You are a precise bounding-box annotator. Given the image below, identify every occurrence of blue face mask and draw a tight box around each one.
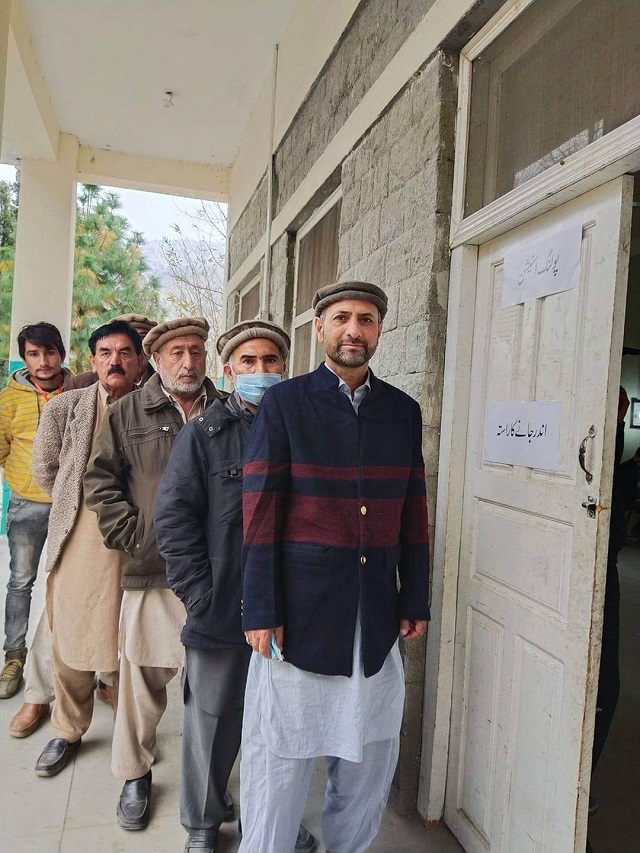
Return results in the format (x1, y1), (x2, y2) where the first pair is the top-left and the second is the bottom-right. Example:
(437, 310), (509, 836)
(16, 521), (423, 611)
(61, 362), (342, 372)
(235, 373), (282, 405)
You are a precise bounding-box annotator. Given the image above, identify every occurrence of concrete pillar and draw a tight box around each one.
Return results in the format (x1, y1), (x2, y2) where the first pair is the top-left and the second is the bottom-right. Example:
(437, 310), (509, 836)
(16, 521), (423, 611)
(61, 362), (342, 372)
(0, 1), (9, 149)
(9, 132), (78, 367)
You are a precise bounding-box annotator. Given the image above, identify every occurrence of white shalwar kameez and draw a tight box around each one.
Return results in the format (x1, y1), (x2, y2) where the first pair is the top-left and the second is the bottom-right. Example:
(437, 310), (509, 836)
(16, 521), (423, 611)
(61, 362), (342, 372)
(238, 370), (406, 853)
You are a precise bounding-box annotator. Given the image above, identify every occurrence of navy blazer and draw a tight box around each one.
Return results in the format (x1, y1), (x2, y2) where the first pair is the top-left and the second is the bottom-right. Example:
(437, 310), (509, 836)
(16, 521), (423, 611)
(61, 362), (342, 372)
(242, 364), (430, 677)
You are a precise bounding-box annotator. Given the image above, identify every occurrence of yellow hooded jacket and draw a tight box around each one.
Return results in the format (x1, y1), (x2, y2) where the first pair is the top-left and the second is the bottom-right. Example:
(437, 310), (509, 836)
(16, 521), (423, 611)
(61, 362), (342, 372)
(0, 367), (71, 502)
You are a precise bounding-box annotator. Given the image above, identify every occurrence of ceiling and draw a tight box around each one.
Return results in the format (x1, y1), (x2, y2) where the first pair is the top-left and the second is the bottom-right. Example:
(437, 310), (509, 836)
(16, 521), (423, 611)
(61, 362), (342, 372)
(3, 0), (295, 170)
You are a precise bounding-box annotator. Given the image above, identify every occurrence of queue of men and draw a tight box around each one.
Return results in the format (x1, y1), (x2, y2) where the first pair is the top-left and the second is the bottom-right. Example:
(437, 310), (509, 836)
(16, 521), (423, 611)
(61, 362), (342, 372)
(0, 279), (430, 853)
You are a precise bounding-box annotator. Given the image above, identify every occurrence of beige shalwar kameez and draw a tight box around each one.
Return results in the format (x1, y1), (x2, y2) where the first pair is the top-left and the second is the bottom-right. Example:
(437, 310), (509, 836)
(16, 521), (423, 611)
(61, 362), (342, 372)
(111, 389), (206, 781)
(48, 387), (123, 742)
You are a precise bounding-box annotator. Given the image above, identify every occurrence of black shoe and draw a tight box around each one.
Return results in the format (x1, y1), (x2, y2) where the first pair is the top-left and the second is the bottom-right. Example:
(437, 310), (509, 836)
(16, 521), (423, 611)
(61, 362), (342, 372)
(117, 770), (151, 831)
(294, 826), (318, 853)
(184, 830), (217, 852)
(223, 789), (234, 822)
(35, 738), (80, 777)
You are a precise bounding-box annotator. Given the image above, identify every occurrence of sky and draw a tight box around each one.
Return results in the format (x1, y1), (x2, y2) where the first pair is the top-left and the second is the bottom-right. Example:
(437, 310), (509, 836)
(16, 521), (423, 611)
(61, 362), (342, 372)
(0, 163), (223, 244)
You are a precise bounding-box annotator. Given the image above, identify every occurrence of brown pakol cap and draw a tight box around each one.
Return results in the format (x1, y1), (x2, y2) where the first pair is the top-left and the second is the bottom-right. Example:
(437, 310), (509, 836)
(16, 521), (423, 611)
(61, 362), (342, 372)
(312, 280), (388, 319)
(143, 317), (209, 356)
(114, 313), (157, 337)
(216, 320), (290, 364)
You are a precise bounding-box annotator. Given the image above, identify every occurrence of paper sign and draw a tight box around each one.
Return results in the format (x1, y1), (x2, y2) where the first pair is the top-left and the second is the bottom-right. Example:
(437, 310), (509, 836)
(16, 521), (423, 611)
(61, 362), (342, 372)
(484, 401), (562, 470)
(502, 215), (582, 308)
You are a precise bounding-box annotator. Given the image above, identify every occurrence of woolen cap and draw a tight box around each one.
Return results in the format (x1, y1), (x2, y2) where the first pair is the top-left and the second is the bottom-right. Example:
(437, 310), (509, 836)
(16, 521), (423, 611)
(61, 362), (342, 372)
(114, 313), (157, 338)
(312, 280), (388, 319)
(143, 317), (209, 356)
(216, 320), (290, 364)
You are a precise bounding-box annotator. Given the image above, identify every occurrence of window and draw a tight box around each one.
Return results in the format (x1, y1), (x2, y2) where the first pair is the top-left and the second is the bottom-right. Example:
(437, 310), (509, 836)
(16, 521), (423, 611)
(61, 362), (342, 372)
(290, 189), (341, 375)
(463, 0), (640, 217)
(239, 276), (260, 321)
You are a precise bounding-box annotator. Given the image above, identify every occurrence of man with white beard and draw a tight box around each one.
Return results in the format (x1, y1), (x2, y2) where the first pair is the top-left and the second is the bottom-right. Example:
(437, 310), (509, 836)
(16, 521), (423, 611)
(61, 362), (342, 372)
(84, 317), (224, 832)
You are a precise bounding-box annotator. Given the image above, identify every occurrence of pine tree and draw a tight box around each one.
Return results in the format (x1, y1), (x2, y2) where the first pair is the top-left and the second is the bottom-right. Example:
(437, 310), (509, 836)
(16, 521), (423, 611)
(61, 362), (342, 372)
(0, 182), (164, 377)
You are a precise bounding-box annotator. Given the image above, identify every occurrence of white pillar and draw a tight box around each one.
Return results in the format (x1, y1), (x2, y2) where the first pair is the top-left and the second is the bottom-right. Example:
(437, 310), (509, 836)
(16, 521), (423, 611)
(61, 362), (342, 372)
(0, 1), (9, 148)
(9, 133), (78, 365)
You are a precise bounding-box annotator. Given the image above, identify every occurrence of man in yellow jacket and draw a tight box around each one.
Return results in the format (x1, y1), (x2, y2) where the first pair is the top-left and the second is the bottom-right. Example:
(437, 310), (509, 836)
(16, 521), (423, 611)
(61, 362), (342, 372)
(0, 322), (71, 699)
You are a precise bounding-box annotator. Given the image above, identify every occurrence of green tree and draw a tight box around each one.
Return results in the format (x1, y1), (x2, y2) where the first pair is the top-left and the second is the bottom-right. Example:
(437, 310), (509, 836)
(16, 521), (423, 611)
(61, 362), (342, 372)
(0, 178), (18, 382)
(71, 185), (164, 372)
(0, 182), (163, 378)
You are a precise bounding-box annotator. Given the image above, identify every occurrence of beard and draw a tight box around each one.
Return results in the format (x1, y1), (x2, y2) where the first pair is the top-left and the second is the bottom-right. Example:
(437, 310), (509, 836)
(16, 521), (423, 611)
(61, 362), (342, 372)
(157, 363), (205, 395)
(323, 337), (377, 368)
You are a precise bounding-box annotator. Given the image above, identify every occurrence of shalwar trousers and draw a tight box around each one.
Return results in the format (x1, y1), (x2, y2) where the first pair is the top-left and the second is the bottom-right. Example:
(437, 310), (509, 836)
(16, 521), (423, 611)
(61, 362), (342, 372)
(238, 731), (399, 853)
(51, 631), (99, 742)
(111, 645), (177, 781)
(24, 606), (54, 705)
(181, 645), (251, 833)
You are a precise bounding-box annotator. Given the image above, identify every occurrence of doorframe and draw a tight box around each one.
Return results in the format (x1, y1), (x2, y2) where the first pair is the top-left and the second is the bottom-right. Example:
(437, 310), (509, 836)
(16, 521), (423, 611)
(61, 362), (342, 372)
(418, 0), (640, 824)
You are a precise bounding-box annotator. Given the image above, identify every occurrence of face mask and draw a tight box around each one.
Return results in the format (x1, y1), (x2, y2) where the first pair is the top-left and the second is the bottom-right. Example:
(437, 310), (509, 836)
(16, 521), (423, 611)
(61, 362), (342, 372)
(235, 373), (282, 405)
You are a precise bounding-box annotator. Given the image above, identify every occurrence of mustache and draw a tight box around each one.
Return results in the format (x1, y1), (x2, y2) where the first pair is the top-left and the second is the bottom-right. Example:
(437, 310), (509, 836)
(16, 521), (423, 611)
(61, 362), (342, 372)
(107, 365), (126, 376)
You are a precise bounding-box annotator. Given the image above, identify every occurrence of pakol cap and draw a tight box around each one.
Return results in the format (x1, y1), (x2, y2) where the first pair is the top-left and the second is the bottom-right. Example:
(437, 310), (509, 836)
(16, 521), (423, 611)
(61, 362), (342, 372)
(143, 317), (209, 356)
(312, 280), (388, 319)
(216, 320), (290, 364)
(114, 313), (157, 338)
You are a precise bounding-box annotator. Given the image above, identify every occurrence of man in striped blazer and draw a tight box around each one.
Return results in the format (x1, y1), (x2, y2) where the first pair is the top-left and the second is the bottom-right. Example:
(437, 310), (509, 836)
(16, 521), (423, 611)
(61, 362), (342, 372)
(239, 281), (430, 853)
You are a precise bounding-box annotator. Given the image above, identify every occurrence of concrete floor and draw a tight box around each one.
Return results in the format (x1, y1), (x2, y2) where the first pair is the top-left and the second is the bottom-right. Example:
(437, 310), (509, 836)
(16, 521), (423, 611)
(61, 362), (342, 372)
(0, 535), (462, 853)
(588, 544), (640, 853)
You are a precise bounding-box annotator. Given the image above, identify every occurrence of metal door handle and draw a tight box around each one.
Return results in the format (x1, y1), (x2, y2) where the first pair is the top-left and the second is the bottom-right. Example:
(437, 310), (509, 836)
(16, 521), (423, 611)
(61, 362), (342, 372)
(578, 425), (596, 484)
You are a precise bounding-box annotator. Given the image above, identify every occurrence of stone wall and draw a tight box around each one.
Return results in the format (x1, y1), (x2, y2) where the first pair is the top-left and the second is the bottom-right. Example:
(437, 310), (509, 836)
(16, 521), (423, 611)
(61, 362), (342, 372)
(228, 173), (268, 278)
(337, 48), (457, 813)
(228, 0), (437, 277)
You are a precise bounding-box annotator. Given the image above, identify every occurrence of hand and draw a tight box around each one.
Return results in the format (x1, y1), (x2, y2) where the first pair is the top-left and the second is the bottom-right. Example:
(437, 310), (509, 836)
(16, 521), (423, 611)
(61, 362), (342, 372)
(400, 619), (427, 640)
(245, 626), (284, 659)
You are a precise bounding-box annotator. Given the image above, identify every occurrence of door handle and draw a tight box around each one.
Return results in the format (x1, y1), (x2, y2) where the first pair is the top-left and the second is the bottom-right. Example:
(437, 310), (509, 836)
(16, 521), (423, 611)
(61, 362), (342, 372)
(578, 425), (596, 484)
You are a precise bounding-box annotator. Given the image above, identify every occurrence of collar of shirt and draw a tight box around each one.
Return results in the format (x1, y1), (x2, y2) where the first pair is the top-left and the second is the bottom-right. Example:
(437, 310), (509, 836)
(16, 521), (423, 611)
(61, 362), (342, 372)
(161, 384), (207, 424)
(323, 362), (371, 413)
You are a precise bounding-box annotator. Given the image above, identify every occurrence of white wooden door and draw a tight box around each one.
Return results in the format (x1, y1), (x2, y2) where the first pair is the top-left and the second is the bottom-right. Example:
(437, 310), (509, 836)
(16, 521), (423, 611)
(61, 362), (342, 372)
(444, 177), (632, 853)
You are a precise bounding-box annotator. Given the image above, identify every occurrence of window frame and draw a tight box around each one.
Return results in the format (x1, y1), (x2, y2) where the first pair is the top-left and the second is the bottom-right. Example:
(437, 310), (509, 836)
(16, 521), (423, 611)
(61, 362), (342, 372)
(238, 274), (261, 322)
(289, 186), (342, 375)
(450, 0), (640, 248)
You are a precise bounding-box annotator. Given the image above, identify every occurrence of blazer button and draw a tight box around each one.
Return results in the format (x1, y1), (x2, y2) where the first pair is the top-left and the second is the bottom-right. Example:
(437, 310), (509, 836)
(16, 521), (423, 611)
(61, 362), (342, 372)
(360, 506), (367, 515)
(360, 555), (367, 565)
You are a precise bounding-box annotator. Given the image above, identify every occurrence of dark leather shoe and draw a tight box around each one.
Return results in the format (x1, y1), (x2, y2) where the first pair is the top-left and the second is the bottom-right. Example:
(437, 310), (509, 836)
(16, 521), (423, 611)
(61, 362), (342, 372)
(117, 770), (151, 830)
(223, 788), (234, 822)
(294, 826), (318, 853)
(35, 738), (80, 777)
(184, 830), (217, 852)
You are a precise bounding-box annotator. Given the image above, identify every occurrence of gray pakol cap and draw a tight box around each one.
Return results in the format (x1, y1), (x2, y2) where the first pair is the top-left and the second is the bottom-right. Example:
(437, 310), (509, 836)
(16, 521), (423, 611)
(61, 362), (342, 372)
(216, 319), (290, 364)
(312, 280), (388, 319)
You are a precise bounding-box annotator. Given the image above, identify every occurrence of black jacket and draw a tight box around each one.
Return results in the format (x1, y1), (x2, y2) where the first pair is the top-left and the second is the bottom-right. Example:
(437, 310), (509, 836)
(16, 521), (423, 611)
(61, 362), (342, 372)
(155, 395), (253, 649)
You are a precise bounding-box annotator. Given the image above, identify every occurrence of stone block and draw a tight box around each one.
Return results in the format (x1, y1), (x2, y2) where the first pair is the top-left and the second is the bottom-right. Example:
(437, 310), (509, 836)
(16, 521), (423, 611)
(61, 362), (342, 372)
(340, 183), (361, 232)
(400, 632), (427, 684)
(358, 168), (375, 215)
(392, 371), (424, 403)
(421, 372), (443, 428)
(382, 282), (399, 332)
(379, 189), (404, 245)
(361, 206), (381, 258)
(386, 232), (414, 286)
(405, 320), (427, 374)
(397, 274), (428, 326)
(372, 150), (390, 202)
(349, 220), (364, 268)
(422, 425), (441, 476)
(379, 326), (405, 375)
